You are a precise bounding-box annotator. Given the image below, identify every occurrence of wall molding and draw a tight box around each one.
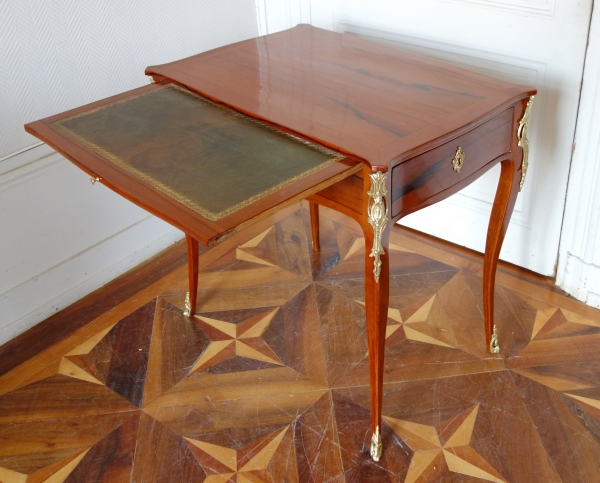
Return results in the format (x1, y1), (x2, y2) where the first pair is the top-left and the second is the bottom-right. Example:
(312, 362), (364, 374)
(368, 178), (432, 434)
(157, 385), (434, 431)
(0, 215), (182, 346)
(0, 144), (183, 347)
(556, 3), (600, 308)
(255, 0), (311, 35)
(0, 144), (67, 193)
(446, 0), (555, 17)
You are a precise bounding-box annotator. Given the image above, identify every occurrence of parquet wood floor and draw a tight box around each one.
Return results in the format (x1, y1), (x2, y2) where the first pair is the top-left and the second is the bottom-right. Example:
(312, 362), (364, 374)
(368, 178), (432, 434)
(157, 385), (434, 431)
(1, 204), (599, 483)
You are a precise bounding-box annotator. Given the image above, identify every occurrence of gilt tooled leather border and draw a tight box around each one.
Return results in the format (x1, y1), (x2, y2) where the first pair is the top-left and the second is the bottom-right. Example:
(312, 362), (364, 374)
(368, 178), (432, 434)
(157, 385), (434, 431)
(52, 84), (345, 222)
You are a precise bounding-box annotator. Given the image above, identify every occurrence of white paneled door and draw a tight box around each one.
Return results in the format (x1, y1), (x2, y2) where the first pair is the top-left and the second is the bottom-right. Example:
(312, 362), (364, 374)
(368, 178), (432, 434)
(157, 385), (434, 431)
(267, 0), (593, 275)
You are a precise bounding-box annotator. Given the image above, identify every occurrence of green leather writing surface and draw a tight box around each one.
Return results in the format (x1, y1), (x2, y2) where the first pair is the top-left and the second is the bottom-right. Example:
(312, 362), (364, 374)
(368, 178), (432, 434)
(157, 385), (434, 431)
(52, 84), (343, 221)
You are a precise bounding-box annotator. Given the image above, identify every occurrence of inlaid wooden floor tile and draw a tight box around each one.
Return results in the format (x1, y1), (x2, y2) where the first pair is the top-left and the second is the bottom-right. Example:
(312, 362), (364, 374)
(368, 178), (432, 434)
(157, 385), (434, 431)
(0, 374), (136, 424)
(60, 300), (155, 408)
(1, 205), (599, 482)
(132, 413), (208, 483)
(138, 391), (332, 482)
(485, 285), (600, 368)
(0, 412), (137, 483)
(185, 424), (297, 482)
(63, 413), (140, 483)
(510, 360), (600, 482)
(317, 268), (505, 388)
(333, 371), (563, 483)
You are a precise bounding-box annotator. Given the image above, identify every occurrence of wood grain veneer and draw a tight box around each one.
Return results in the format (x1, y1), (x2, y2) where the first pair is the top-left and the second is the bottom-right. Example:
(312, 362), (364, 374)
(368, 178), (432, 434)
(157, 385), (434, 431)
(391, 108), (513, 218)
(147, 24), (535, 170)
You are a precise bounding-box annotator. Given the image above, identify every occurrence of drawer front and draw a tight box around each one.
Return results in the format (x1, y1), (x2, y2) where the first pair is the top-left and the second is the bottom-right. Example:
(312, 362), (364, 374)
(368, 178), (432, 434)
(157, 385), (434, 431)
(391, 108), (513, 218)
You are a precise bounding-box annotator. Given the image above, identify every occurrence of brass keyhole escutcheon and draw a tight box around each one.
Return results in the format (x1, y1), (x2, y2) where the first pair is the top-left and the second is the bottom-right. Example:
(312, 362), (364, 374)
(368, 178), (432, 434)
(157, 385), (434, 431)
(452, 146), (465, 173)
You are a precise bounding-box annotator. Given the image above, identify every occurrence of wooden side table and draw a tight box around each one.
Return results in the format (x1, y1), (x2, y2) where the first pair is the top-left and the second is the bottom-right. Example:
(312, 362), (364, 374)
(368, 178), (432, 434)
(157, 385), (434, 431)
(25, 25), (535, 462)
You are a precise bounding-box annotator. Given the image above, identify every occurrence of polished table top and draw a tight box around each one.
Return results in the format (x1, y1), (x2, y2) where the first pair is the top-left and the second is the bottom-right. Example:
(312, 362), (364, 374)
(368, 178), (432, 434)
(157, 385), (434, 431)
(147, 24), (534, 169)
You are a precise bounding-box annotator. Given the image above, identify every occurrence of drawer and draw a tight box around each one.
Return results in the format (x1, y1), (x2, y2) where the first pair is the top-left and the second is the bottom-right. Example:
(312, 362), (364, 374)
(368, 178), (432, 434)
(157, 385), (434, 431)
(391, 108), (513, 218)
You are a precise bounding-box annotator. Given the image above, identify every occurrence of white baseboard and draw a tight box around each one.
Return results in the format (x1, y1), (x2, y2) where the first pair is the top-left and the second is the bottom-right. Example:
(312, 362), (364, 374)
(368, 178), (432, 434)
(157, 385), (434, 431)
(0, 215), (182, 346)
(556, 254), (600, 309)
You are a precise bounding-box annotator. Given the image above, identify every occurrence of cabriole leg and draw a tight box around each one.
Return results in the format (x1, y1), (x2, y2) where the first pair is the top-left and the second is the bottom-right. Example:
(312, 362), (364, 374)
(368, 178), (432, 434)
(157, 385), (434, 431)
(483, 96), (534, 354)
(363, 170), (391, 461)
(483, 160), (520, 353)
(184, 234), (199, 317)
(309, 201), (320, 252)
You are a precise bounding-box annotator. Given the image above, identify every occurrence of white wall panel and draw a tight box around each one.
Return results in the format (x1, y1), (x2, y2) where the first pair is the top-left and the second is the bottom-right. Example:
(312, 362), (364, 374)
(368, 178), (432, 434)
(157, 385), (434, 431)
(255, 0), (311, 35)
(306, 0), (591, 276)
(449, 0), (555, 16)
(0, 0), (259, 345)
(556, 4), (600, 309)
(0, 0), (259, 158)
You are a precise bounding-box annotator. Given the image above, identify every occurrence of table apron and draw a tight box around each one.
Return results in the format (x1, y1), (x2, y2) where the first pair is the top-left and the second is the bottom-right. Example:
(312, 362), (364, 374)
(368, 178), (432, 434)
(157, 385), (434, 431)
(390, 108), (513, 219)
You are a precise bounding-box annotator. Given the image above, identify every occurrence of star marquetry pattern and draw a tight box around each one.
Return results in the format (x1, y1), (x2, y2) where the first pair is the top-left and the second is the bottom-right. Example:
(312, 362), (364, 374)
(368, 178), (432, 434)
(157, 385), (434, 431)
(564, 393), (600, 413)
(356, 295), (455, 351)
(2, 208), (599, 482)
(0, 448), (91, 483)
(185, 426), (290, 482)
(189, 308), (283, 374)
(513, 364), (600, 421)
(531, 307), (600, 340)
(56, 322), (119, 385)
(236, 227), (276, 267)
(384, 405), (507, 483)
(342, 237), (414, 261)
